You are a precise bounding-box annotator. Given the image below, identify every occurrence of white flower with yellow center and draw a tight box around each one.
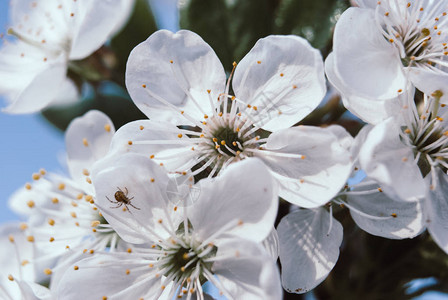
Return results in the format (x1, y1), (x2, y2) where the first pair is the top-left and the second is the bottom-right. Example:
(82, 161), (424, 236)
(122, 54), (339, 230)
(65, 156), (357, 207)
(56, 155), (282, 299)
(110, 29), (353, 209)
(0, 223), (53, 300)
(0, 0), (134, 114)
(7, 110), (127, 281)
(328, 0), (448, 119)
(359, 91), (448, 253)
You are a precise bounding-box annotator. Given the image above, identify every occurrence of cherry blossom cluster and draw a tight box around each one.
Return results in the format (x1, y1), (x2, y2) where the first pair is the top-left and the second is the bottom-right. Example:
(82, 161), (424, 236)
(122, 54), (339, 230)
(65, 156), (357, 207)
(1, 0), (447, 299)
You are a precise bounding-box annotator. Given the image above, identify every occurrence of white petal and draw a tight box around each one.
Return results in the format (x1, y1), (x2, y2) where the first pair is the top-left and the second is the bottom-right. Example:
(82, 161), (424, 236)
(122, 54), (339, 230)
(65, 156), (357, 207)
(359, 118), (426, 200)
(212, 239), (282, 300)
(346, 179), (425, 239)
(69, 0), (136, 59)
(277, 208), (343, 294)
(189, 158), (278, 244)
(92, 153), (172, 243)
(233, 35), (326, 132)
(333, 8), (406, 100)
(0, 223), (36, 282)
(125, 30), (226, 125)
(57, 254), (160, 300)
(325, 53), (405, 125)
(257, 125), (352, 208)
(108, 119), (195, 172)
(426, 169), (448, 254)
(2, 56), (67, 114)
(262, 227), (279, 261)
(65, 110), (115, 192)
(47, 78), (80, 108)
(409, 67), (448, 104)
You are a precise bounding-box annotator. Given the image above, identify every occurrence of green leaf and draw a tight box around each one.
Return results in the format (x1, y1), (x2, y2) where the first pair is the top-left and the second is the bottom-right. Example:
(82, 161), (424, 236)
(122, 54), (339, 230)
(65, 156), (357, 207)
(179, 0), (233, 69)
(110, 0), (158, 73)
(41, 94), (146, 132)
(228, 0), (277, 63)
(274, 0), (350, 50)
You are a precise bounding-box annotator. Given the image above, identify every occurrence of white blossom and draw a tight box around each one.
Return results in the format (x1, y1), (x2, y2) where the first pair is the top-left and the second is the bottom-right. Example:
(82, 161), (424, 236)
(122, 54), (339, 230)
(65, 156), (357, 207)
(108, 29), (353, 208)
(359, 92), (448, 253)
(328, 0), (448, 117)
(55, 156), (282, 299)
(0, 0), (135, 113)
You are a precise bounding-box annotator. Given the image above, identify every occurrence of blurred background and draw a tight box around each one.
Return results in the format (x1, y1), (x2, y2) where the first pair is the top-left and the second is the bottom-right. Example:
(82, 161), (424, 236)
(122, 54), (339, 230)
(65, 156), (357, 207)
(0, 0), (447, 299)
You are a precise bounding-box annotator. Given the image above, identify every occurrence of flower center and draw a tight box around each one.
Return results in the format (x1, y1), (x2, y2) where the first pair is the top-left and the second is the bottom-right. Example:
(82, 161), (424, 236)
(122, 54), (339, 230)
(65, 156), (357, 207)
(157, 223), (217, 287)
(401, 96), (448, 177)
(211, 125), (244, 156)
(376, 1), (448, 68)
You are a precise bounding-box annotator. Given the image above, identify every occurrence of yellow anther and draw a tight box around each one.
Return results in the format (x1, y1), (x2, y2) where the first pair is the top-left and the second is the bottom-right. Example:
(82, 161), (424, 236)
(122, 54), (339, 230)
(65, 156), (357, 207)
(49, 237), (55, 242)
(142, 84), (147, 88)
(139, 125), (144, 130)
(204, 114), (208, 119)
(48, 219), (55, 226)
(20, 223), (28, 230)
(89, 249), (94, 254)
(126, 269), (130, 275)
(128, 140), (133, 145)
(86, 177), (92, 184)
(85, 195), (93, 202)
(8, 235), (14, 243)
(27, 200), (35, 208)
(21, 259), (29, 266)
(389, 38), (394, 43)
(127, 248), (132, 253)
(257, 60), (261, 64)
(32, 173), (40, 180)
(178, 134), (183, 138)
(158, 219), (163, 224)
(104, 124), (111, 132)
(82, 169), (90, 176)
(70, 212), (77, 218)
(218, 112), (223, 117)
(391, 213), (397, 218)
(82, 138), (88, 146)
(151, 178), (155, 182)
(25, 183), (32, 190)
(58, 183), (65, 190)
(27, 236), (35, 242)
(378, 188), (383, 192)
(52, 197), (59, 204)
(220, 140), (226, 145)
(207, 89), (211, 94)
(232, 61), (237, 67)
(213, 138), (218, 143)
(170, 60), (173, 64)
(77, 193), (83, 200)
(8, 275), (14, 281)
(397, 89), (403, 93)
(385, 12), (389, 16)
(91, 220), (100, 227)
(301, 155), (306, 160)
(404, 128), (411, 134)
(74, 266), (79, 270)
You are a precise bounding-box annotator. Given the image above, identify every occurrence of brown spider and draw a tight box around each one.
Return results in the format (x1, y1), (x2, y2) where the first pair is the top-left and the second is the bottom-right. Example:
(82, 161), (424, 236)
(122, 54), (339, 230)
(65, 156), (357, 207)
(106, 187), (140, 210)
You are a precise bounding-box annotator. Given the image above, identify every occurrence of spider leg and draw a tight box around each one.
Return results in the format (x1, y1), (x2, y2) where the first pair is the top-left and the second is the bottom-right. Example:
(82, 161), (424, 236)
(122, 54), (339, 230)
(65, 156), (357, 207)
(124, 187), (129, 196)
(128, 202), (140, 210)
(106, 196), (117, 204)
